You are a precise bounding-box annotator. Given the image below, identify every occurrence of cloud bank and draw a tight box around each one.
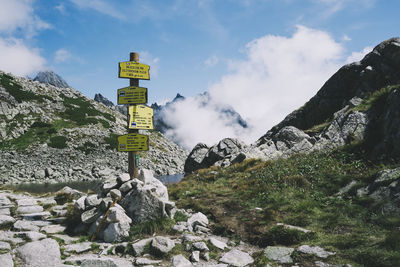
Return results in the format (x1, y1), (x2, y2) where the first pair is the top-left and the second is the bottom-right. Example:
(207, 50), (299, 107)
(161, 25), (372, 150)
(0, 0), (47, 76)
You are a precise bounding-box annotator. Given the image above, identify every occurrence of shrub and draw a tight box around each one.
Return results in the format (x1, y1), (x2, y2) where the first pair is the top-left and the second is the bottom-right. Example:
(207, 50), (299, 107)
(48, 136), (68, 149)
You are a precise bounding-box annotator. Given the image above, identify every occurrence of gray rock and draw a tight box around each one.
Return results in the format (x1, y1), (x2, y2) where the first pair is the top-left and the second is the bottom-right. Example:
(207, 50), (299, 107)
(64, 241), (93, 253)
(117, 173), (131, 184)
(0, 215), (15, 226)
(193, 241), (209, 251)
(119, 181), (133, 193)
(0, 240), (11, 251)
(187, 212), (208, 228)
(276, 223), (311, 233)
(17, 198), (37, 206)
(15, 238), (61, 267)
(81, 258), (118, 267)
(34, 71), (70, 88)
(52, 234), (79, 245)
(135, 257), (162, 265)
(57, 186), (84, 200)
(219, 249), (254, 267)
(150, 236), (175, 255)
(106, 206), (132, 224)
(34, 169), (46, 179)
(41, 224), (66, 234)
(103, 222), (130, 243)
(171, 254), (192, 267)
(13, 220), (40, 231)
(184, 143), (209, 173)
(16, 231), (46, 241)
(201, 252), (210, 261)
(209, 237), (228, 250)
(131, 238), (153, 256)
(190, 251), (200, 262)
(182, 234), (203, 242)
(264, 246), (294, 264)
(110, 189), (122, 200)
(21, 211), (51, 220)
(120, 170), (173, 224)
(16, 205), (44, 214)
(85, 195), (101, 208)
(298, 245), (336, 258)
(0, 253), (13, 267)
(81, 207), (103, 224)
(74, 196), (86, 211)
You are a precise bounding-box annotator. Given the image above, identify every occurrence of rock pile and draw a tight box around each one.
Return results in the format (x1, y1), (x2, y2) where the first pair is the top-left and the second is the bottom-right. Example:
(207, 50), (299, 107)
(74, 169), (176, 242)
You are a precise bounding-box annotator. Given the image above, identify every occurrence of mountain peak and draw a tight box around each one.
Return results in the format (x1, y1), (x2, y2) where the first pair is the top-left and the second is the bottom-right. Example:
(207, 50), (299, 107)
(33, 71), (69, 88)
(94, 93), (114, 107)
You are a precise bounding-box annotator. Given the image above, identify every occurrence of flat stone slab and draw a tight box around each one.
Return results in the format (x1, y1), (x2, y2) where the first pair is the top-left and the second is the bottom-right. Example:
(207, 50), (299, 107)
(16, 205), (44, 214)
(264, 246), (294, 264)
(64, 241), (93, 253)
(15, 238), (62, 267)
(52, 234), (79, 245)
(0, 207), (11, 215)
(13, 220), (40, 232)
(15, 231), (46, 241)
(0, 215), (15, 226)
(0, 194), (12, 206)
(131, 238), (153, 256)
(171, 254), (192, 267)
(136, 257), (162, 265)
(17, 198), (38, 206)
(209, 237), (228, 250)
(0, 253), (13, 267)
(219, 249), (254, 267)
(298, 245), (336, 258)
(41, 224), (66, 234)
(0, 240), (11, 251)
(0, 230), (24, 244)
(65, 254), (133, 267)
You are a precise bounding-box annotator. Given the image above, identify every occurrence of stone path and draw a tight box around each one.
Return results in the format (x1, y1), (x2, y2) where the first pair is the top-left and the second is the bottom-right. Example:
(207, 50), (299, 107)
(0, 187), (343, 267)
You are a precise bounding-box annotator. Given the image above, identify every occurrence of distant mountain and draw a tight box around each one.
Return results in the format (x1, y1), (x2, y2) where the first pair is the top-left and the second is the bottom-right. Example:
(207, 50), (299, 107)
(94, 93), (114, 107)
(33, 71), (69, 88)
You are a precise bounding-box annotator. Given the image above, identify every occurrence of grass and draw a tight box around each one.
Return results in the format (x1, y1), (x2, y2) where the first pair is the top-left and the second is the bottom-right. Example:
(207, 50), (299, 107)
(128, 217), (176, 240)
(48, 135), (68, 149)
(77, 141), (96, 154)
(353, 84), (397, 112)
(0, 73), (49, 103)
(104, 133), (119, 150)
(168, 143), (400, 266)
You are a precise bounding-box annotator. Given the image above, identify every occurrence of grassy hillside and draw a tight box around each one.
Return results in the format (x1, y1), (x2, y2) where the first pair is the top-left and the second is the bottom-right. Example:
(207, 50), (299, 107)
(169, 144), (400, 266)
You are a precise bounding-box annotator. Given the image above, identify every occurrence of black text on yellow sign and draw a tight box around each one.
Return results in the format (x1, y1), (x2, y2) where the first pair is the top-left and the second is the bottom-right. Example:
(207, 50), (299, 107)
(129, 105), (154, 130)
(117, 86), (148, 105)
(117, 133), (149, 152)
(119, 61), (150, 80)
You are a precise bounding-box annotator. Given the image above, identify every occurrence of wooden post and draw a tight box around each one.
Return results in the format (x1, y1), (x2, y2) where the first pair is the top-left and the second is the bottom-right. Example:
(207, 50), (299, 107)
(128, 52), (139, 179)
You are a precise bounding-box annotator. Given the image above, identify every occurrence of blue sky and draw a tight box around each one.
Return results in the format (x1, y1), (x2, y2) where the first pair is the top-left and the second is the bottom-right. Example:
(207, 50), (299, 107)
(1, 0), (399, 148)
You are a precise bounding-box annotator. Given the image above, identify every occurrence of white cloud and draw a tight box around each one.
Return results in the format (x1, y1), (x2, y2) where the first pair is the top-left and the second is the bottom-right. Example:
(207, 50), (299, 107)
(0, 0), (50, 38)
(346, 46), (373, 63)
(139, 51), (160, 78)
(204, 55), (219, 67)
(54, 49), (71, 63)
(342, 34), (351, 41)
(69, 0), (125, 20)
(0, 38), (46, 76)
(161, 25), (348, 149)
(55, 3), (66, 14)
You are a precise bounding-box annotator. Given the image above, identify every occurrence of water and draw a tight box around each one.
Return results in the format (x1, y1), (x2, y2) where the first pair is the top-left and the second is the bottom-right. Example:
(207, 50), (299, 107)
(156, 173), (185, 185)
(2, 173), (185, 194)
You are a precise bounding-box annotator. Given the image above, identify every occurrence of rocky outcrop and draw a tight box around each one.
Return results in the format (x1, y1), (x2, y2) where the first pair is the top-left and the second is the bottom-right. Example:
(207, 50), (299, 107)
(33, 71), (69, 88)
(185, 38), (400, 173)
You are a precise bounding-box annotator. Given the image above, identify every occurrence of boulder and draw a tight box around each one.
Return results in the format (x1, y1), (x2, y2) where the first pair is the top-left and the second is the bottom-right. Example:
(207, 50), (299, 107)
(81, 207), (103, 224)
(150, 236), (175, 255)
(15, 238), (62, 267)
(0, 215), (15, 226)
(171, 254), (192, 267)
(103, 222), (130, 243)
(297, 245), (336, 258)
(85, 195), (101, 208)
(184, 143), (209, 173)
(0, 253), (13, 267)
(120, 169), (174, 223)
(219, 249), (254, 267)
(187, 212), (208, 228)
(264, 246), (294, 264)
(131, 238), (153, 256)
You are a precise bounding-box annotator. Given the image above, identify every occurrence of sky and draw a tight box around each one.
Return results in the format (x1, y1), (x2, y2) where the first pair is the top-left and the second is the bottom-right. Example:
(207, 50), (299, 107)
(0, 0), (399, 149)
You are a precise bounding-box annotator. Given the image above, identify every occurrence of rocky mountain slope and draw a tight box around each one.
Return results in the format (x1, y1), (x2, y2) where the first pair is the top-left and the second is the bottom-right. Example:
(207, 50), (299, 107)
(185, 37), (400, 173)
(0, 71), (188, 184)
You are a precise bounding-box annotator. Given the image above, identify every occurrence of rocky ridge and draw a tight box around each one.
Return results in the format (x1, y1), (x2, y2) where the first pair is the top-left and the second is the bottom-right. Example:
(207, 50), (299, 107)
(0, 70), (188, 183)
(0, 167), (350, 267)
(33, 71), (70, 89)
(185, 37), (400, 173)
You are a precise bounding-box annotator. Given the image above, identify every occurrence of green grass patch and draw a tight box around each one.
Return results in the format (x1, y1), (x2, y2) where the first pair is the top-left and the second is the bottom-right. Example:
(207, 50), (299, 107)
(104, 133), (119, 150)
(59, 94), (115, 128)
(77, 141), (97, 154)
(354, 84), (397, 112)
(128, 217), (175, 240)
(0, 73), (48, 103)
(168, 144), (400, 266)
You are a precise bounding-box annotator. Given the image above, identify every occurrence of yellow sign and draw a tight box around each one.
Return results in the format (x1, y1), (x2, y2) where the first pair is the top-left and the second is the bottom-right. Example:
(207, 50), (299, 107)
(119, 61), (150, 80)
(117, 133), (149, 152)
(129, 105), (154, 130)
(117, 86), (148, 105)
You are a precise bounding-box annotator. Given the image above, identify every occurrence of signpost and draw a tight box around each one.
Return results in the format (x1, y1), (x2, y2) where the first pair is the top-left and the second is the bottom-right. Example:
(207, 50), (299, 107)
(117, 86), (148, 105)
(117, 133), (149, 152)
(128, 105), (154, 130)
(117, 52), (153, 179)
(119, 61), (150, 80)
